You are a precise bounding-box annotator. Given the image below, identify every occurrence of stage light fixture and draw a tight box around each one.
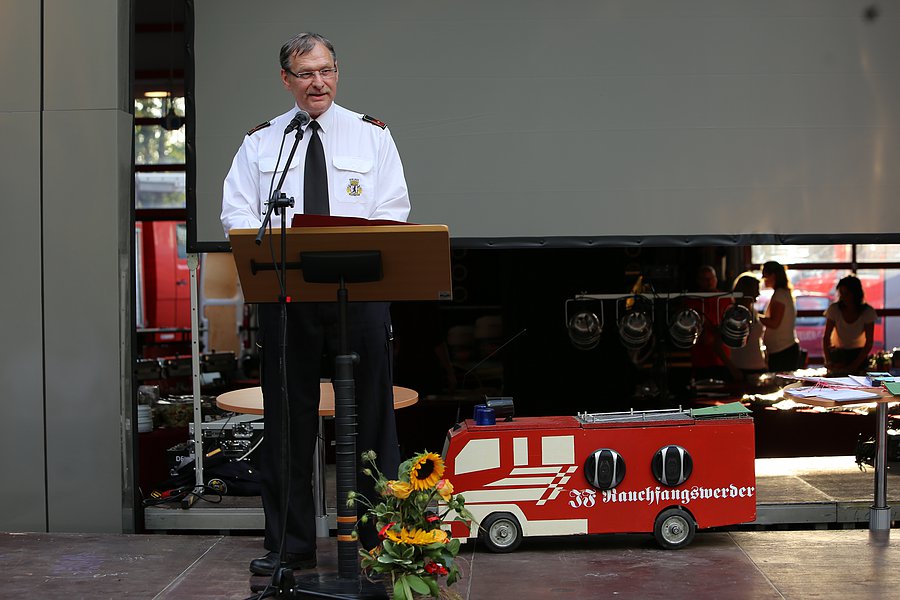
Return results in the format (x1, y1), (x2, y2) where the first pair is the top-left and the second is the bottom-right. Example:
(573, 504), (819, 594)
(720, 304), (752, 348)
(618, 308), (653, 350)
(567, 308), (603, 350)
(668, 308), (702, 349)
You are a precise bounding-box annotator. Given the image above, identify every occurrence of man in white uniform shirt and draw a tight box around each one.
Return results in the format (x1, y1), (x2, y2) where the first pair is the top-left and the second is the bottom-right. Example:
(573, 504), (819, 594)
(221, 32), (409, 577)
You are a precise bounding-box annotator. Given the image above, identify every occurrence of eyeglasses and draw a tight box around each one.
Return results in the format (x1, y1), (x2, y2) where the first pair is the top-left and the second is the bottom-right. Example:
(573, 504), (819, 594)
(285, 67), (338, 81)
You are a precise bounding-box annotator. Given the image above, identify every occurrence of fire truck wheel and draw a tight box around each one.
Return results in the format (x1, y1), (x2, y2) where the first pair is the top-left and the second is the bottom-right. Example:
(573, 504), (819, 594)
(653, 507), (696, 550)
(480, 512), (523, 553)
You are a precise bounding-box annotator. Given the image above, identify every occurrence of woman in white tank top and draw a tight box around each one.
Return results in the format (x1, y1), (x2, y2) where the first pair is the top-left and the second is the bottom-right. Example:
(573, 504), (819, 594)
(759, 261), (800, 372)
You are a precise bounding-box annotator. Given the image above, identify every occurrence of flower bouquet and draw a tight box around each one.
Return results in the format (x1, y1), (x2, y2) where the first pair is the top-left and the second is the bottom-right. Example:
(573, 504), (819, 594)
(352, 450), (477, 600)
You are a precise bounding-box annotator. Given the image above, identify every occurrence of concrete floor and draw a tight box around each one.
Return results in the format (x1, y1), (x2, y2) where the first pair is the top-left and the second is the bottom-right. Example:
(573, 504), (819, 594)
(1, 528), (898, 599)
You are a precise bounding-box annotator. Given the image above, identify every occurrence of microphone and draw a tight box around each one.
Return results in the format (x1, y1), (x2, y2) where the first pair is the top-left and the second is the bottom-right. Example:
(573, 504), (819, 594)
(284, 109), (311, 134)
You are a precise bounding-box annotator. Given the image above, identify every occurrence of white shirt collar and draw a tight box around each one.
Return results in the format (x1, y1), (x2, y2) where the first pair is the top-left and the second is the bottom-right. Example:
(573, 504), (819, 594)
(301, 103), (336, 134)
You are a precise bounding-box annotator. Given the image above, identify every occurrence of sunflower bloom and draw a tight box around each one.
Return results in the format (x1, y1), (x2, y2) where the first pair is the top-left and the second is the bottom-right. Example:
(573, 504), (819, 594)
(408, 452), (445, 490)
(385, 527), (448, 545)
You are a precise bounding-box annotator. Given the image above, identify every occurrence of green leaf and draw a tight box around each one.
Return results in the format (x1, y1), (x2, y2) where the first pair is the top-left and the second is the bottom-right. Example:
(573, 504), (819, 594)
(393, 577), (406, 600)
(447, 564), (460, 587)
(399, 544), (415, 560)
(377, 554), (396, 564)
(406, 575), (431, 595)
(423, 575), (441, 598)
(398, 458), (415, 480)
(447, 538), (461, 554)
(398, 576), (414, 600)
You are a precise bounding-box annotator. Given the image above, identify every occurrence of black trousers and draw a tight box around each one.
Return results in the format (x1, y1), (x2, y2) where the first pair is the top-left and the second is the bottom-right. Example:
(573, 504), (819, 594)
(768, 342), (801, 372)
(257, 301), (400, 554)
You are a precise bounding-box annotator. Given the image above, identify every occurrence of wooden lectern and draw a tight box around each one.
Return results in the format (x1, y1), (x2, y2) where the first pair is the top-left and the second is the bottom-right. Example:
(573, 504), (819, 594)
(229, 221), (451, 598)
(230, 223), (453, 303)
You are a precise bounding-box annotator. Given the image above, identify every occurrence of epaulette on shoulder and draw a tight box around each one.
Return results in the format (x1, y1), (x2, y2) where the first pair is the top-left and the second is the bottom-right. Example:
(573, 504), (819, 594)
(247, 120), (272, 136)
(362, 114), (387, 129)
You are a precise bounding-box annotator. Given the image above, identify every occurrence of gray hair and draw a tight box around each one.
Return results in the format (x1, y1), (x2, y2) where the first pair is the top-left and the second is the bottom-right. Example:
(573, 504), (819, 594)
(280, 33), (336, 70)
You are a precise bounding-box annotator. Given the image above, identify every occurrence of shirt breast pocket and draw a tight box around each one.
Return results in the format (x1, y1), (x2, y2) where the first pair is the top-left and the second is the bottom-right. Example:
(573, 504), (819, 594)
(333, 155), (373, 208)
(258, 155), (300, 203)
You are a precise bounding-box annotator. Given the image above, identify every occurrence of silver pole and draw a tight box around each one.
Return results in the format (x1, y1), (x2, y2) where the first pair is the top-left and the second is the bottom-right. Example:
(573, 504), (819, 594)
(869, 400), (891, 531)
(188, 253), (204, 499)
(314, 413), (329, 537)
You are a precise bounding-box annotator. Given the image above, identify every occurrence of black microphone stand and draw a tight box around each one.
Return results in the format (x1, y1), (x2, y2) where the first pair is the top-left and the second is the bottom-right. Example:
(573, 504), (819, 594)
(254, 126), (303, 598)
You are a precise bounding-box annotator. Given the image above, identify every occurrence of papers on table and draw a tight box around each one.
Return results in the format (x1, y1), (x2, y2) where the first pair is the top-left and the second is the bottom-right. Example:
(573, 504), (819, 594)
(799, 376), (868, 387)
(783, 372), (900, 404)
(786, 386), (881, 402)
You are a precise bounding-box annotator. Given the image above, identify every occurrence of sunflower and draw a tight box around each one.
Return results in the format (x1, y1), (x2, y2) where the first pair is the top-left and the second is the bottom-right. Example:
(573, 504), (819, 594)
(407, 452), (445, 490)
(385, 527), (448, 545)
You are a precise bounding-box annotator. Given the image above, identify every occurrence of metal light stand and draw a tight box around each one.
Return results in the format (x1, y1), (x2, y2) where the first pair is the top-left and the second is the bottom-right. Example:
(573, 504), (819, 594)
(186, 252), (204, 507)
(567, 292), (743, 404)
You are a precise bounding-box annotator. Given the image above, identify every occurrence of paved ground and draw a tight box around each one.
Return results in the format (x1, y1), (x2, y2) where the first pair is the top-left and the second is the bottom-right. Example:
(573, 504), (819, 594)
(1, 528), (898, 599)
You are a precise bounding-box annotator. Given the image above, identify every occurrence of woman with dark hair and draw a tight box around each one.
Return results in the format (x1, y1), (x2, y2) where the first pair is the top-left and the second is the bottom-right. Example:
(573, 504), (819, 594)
(822, 275), (876, 375)
(759, 261), (800, 371)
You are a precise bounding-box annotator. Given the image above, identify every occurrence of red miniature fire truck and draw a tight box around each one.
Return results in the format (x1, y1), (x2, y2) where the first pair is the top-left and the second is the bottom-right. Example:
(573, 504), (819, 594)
(441, 404), (755, 551)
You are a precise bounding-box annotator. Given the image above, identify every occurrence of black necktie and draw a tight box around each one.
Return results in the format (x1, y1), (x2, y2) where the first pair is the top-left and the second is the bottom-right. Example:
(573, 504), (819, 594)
(303, 121), (329, 215)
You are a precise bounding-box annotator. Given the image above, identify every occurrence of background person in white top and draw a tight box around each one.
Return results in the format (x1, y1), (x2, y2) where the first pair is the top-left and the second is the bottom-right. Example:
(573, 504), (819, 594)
(759, 261), (800, 372)
(221, 32), (410, 578)
(822, 275), (877, 375)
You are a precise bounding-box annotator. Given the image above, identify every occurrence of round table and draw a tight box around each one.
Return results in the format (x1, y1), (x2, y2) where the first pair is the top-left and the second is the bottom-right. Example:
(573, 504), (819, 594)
(216, 383), (419, 415)
(216, 383), (418, 537)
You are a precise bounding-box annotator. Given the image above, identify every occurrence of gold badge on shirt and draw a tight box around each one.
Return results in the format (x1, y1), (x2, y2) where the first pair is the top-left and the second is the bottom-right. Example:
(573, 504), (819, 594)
(346, 178), (362, 197)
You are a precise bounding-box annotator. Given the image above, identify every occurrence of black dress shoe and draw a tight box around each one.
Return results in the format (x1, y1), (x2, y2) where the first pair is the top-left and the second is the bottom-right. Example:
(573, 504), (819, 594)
(249, 551), (317, 576)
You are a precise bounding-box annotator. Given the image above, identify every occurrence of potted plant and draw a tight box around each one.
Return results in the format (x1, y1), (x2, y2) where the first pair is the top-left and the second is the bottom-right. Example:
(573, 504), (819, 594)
(352, 450), (477, 600)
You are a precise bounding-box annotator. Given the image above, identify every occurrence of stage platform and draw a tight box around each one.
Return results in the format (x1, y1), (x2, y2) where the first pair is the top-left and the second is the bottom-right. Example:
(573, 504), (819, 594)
(2, 528), (898, 599)
(143, 456), (900, 531)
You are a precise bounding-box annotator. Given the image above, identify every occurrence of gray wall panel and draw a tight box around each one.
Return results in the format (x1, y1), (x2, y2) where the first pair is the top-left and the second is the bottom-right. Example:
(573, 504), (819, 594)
(42, 108), (130, 532)
(44, 0), (130, 112)
(0, 0), (41, 111)
(0, 112), (47, 531)
(0, 0), (132, 534)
